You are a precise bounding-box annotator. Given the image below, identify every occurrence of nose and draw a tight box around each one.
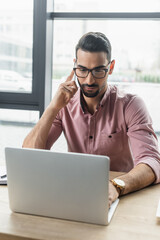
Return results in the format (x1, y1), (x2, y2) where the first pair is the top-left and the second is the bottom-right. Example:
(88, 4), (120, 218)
(85, 71), (95, 85)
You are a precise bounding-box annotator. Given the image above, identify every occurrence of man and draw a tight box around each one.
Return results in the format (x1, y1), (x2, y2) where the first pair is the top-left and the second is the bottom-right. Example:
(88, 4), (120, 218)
(23, 32), (160, 207)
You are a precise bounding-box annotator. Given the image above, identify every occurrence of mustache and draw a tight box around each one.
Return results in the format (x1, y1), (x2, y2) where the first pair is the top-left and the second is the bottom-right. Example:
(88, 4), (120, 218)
(81, 84), (98, 88)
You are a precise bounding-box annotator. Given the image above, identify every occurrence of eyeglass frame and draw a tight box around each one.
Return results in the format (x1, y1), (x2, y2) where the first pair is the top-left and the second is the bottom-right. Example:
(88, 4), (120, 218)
(73, 62), (111, 79)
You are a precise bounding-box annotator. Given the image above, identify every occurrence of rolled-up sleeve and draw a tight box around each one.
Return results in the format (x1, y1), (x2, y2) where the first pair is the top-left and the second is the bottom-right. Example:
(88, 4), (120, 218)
(45, 111), (63, 150)
(125, 95), (160, 183)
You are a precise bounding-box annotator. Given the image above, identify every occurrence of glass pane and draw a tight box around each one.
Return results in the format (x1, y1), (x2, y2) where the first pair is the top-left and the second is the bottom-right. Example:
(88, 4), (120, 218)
(0, 109), (39, 166)
(52, 20), (160, 132)
(0, 0), (33, 93)
(54, 0), (160, 12)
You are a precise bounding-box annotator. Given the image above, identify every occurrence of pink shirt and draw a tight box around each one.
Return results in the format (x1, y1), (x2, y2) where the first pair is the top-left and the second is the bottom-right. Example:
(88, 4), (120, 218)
(46, 85), (160, 183)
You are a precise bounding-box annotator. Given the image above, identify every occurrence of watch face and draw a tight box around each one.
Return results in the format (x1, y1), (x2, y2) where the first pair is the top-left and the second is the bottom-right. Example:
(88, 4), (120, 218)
(114, 178), (125, 187)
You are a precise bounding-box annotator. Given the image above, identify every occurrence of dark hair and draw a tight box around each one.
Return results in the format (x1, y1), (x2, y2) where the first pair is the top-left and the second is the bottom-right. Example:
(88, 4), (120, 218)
(75, 32), (111, 62)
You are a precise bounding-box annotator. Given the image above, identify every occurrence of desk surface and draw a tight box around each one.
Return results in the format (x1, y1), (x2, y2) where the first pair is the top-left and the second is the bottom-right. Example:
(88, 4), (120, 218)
(0, 172), (160, 240)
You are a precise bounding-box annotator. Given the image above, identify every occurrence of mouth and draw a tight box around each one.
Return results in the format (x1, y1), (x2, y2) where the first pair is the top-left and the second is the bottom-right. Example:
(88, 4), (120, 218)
(85, 87), (96, 91)
(84, 86), (98, 92)
(77, 80), (100, 98)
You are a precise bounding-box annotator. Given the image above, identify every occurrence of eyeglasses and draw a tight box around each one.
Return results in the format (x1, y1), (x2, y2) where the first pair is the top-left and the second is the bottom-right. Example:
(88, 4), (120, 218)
(73, 62), (110, 79)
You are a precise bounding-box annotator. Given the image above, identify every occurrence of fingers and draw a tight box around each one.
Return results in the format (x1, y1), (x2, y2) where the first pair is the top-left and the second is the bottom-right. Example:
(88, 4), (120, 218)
(108, 181), (119, 208)
(65, 69), (75, 82)
(64, 79), (78, 91)
(60, 81), (77, 97)
(108, 199), (112, 209)
(52, 73), (78, 111)
(62, 85), (76, 95)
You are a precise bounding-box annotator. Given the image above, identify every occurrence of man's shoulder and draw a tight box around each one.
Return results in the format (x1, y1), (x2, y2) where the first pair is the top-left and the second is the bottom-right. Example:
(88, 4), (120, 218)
(108, 85), (147, 116)
(108, 84), (137, 104)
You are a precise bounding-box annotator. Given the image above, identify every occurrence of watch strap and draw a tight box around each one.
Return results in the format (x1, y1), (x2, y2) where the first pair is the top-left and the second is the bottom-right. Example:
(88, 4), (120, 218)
(110, 179), (125, 196)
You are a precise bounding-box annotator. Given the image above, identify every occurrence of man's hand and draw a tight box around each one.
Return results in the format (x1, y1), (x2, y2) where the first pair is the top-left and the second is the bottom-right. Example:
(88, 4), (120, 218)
(108, 164), (156, 208)
(51, 70), (78, 111)
(108, 181), (119, 208)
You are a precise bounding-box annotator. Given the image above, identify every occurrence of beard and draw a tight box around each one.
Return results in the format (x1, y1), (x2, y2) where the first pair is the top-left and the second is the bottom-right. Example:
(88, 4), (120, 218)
(77, 79), (106, 98)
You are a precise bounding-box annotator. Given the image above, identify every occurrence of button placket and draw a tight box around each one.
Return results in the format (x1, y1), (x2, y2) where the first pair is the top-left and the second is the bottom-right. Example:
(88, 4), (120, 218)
(88, 116), (95, 153)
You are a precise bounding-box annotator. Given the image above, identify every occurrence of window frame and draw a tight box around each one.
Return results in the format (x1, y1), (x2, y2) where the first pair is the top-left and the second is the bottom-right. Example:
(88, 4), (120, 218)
(0, 0), (53, 116)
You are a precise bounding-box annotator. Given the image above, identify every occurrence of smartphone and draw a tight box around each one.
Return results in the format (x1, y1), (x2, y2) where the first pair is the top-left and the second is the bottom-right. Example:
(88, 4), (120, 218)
(73, 73), (78, 87)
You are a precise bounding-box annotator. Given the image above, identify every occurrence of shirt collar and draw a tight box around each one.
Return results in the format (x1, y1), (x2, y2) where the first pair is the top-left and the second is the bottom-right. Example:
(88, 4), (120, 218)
(67, 86), (111, 114)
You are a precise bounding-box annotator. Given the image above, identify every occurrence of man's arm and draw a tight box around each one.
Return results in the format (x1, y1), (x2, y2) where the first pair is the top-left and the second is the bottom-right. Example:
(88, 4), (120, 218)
(109, 163), (156, 207)
(22, 105), (60, 149)
(109, 95), (160, 206)
(23, 70), (77, 149)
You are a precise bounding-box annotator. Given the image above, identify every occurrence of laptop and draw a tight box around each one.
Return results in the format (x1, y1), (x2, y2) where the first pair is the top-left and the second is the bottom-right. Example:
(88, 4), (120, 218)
(5, 147), (119, 225)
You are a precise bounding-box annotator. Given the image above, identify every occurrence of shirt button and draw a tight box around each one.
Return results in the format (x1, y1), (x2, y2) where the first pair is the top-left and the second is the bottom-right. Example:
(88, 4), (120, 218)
(89, 136), (93, 139)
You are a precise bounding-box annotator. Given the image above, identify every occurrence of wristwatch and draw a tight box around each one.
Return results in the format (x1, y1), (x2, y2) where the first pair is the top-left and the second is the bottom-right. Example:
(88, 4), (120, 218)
(111, 178), (125, 196)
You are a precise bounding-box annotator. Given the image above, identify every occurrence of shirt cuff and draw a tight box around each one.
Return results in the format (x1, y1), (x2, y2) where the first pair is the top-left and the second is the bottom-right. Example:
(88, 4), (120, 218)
(135, 158), (160, 184)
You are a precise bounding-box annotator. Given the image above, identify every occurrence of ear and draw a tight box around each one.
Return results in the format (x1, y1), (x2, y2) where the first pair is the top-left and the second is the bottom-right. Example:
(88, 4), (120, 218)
(109, 60), (115, 75)
(73, 58), (76, 63)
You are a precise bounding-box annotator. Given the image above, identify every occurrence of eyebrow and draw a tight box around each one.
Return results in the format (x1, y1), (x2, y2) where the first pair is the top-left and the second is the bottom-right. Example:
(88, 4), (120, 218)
(77, 64), (107, 70)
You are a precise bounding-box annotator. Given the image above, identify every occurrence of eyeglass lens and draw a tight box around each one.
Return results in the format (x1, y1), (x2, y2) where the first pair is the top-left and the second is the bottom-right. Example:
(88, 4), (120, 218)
(75, 68), (107, 78)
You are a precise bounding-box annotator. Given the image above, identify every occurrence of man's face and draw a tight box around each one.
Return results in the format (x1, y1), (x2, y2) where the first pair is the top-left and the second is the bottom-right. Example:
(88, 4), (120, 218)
(75, 49), (112, 98)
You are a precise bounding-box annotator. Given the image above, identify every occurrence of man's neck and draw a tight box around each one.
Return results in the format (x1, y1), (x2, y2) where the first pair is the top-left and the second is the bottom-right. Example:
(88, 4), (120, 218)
(83, 87), (107, 115)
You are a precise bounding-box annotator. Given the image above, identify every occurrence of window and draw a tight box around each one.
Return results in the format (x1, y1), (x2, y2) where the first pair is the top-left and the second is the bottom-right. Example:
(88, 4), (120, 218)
(0, 0), (53, 163)
(0, 0), (51, 115)
(54, 0), (160, 12)
(0, 109), (39, 165)
(0, 0), (33, 93)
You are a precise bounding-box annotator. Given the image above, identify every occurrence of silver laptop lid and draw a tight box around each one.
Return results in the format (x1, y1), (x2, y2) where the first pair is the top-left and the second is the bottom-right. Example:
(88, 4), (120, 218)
(5, 147), (110, 225)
